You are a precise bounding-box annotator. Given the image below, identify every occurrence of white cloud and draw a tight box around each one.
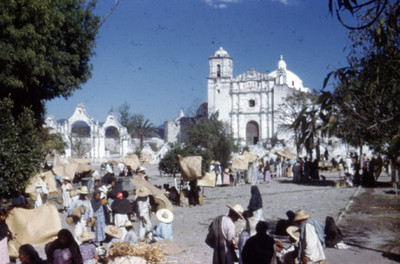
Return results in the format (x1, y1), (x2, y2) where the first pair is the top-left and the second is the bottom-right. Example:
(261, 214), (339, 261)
(271, 0), (297, 6)
(203, 0), (241, 9)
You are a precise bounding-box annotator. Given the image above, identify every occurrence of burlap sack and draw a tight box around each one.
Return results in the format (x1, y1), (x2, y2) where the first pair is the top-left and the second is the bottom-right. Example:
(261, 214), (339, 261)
(179, 191), (189, 207)
(197, 171), (216, 187)
(6, 203), (61, 247)
(29, 192), (38, 201)
(122, 155), (140, 170)
(232, 155), (249, 170)
(25, 170), (58, 195)
(178, 156), (202, 182)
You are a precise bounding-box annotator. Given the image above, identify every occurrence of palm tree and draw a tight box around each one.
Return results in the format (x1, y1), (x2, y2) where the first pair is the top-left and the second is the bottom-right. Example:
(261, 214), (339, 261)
(129, 114), (158, 150)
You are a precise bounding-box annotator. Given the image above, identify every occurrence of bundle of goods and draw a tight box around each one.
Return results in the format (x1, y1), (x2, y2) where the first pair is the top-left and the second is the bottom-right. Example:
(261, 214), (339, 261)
(106, 241), (166, 263)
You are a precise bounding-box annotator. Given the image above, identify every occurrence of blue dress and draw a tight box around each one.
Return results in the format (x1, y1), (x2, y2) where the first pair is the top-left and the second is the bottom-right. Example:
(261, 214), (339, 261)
(94, 206), (106, 242)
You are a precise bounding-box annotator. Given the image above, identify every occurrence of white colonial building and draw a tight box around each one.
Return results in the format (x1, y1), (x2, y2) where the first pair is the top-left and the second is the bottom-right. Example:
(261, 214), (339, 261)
(208, 47), (310, 145)
(45, 103), (132, 162)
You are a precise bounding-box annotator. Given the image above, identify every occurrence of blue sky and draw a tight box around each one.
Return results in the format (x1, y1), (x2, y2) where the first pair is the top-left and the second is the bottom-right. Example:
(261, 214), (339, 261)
(46, 0), (351, 126)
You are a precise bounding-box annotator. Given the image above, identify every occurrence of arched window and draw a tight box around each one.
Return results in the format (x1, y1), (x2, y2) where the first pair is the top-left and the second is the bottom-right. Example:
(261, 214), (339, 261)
(217, 64), (221, 77)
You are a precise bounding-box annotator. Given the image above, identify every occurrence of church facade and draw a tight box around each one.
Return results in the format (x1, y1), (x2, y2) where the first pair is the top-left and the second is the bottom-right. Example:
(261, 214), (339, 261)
(207, 47), (310, 146)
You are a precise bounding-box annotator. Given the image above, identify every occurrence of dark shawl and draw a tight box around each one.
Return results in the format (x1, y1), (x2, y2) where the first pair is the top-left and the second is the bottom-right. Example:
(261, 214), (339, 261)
(111, 198), (133, 214)
(248, 185), (262, 211)
(242, 232), (275, 264)
(324, 216), (343, 247)
(91, 190), (102, 212)
(209, 215), (228, 264)
(0, 220), (10, 241)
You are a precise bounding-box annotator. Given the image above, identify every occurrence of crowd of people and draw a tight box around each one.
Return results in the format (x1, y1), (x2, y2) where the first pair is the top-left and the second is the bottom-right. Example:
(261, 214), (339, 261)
(0, 164), (175, 263)
(206, 185), (349, 264)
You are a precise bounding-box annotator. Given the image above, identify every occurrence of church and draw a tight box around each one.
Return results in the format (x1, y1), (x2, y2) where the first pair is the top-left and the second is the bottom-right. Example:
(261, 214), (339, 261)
(207, 47), (310, 146)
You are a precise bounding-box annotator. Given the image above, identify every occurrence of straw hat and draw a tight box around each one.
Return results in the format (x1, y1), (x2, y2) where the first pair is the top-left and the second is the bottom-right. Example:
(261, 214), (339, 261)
(137, 186), (150, 197)
(94, 174), (100, 181)
(104, 225), (122, 239)
(35, 181), (43, 187)
(215, 161), (221, 165)
(156, 208), (174, 223)
(137, 166), (146, 172)
(77, 186), (89, 195)
(227, 204), (244, 219)
(224, 168), (230, 173)
(286, 226), (300, 246)
(40, 172), (46, 178)
(78, 231), (95, 242)
(293, 209), (310, 222)
(124, 220), (133, 227)
(63, 176), (71, 182)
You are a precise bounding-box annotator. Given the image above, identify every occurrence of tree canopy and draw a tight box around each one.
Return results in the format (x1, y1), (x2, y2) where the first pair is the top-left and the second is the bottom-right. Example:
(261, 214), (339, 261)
(0, 98), (44, 198)
(0, 0), (100, 121)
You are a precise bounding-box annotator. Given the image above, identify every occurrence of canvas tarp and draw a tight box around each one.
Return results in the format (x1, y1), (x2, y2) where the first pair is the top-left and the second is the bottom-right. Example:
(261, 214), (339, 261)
(122, 155), (140, 170)
(232, 155), (249, 170)
(274, 148), (297, 159)
(25, 170), (58, 195)
(178, 156), (202, 182)
(197, 171), (216, 187)
(76, 163), (94, 174)
(52, 163), (78, 179)
(6, 203), (61, 256)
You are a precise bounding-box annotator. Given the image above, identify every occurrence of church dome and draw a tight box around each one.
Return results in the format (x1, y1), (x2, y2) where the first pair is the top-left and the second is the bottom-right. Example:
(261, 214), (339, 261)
(278, 55), (286, 70)
(214, 47), (230, 57)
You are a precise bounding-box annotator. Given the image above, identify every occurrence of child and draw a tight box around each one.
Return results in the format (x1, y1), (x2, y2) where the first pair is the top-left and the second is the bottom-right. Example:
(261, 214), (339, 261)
(78, 231), (98, 264)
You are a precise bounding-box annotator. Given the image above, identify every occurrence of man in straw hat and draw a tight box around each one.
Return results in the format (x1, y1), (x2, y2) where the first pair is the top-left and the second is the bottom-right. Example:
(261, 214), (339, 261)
(152, 208), (174, 242)
(68, 186), (94, 243)
(206, 204), (244, 264)
(136, 186), (152, 241)
(104, 225), (123, 249)
(61, 176), (73, 212)
(124, 220), (138, 244)
(293, 209), (326, 264)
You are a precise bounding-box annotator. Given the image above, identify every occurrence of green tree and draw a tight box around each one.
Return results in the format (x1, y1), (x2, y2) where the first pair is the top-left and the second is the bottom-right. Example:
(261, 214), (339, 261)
(40, 128), (67, 155)
(129, 114), (158, 150)
(276, 90), (314, 154)
(323, 0), (400, 182)
(0, 0), (100, 121)
(185, 113), (238, 165)
(158, 143), (213, 177)
(0, 98), (44, 198)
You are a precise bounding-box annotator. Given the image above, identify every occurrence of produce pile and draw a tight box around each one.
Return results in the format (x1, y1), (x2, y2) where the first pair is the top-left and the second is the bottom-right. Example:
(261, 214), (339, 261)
(107, 242), (166, 263)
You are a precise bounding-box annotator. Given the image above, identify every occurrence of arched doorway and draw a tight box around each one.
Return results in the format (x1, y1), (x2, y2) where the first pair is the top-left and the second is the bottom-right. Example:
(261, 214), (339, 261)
(71, 121), (91, 158)
(246, 121), (259, 145)
(105, 126), (120, 156)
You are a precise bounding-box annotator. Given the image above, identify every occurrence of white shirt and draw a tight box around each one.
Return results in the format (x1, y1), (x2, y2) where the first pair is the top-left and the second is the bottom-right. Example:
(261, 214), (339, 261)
(302, 223), (326, 262)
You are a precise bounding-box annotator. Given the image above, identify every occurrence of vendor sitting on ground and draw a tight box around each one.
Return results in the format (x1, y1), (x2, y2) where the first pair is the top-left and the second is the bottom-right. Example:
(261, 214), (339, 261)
(152, 208), (174, 242)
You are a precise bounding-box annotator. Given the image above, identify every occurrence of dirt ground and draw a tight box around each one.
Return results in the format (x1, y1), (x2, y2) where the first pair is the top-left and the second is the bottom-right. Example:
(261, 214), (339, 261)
(23, 165), (400, 264)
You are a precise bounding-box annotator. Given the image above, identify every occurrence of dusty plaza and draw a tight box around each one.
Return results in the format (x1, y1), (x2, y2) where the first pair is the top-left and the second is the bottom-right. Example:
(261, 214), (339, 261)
(33, 164), (398, 264)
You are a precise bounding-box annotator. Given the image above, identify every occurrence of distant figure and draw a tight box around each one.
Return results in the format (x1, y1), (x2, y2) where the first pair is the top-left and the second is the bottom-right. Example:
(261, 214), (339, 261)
(247, 185), (264, 221)
(18, 244), (46, 264)
(311, 159), (320, 181)
(61, 176), (73, 212)
(263, 161), (271, 183)
(292, 158), (302, 183)
(242, 221), (275, 264)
